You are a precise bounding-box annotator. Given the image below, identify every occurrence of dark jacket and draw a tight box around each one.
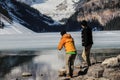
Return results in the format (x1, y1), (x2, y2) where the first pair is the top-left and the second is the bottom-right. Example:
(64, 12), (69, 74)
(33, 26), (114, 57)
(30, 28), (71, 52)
(81, 27), (93, 47)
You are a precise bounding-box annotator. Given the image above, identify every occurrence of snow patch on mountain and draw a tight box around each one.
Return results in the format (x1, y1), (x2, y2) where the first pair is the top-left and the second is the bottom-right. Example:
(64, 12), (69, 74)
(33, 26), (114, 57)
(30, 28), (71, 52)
(31, 0), (77, 21)
(0, 17), (34, 34)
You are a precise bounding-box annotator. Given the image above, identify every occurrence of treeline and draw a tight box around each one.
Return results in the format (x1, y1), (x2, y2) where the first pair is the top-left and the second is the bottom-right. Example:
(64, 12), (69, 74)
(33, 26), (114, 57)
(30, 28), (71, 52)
(0, 5), (11, 20)
(88, 19), (103, 31)
(104, 16), (120, 30)
(76, 0), (120, 16)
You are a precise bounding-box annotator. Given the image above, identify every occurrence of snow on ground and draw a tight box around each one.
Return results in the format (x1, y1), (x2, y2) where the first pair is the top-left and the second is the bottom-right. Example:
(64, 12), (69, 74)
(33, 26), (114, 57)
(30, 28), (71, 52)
(0, 18), (34, 34)
(31, 0), (64, 14)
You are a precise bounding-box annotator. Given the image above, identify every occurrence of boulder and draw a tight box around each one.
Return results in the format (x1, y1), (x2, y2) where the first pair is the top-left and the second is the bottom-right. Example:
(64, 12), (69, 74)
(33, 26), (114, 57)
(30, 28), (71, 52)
(22, 72), (32, 77)
(87, 64), (104, 78)
(117, 55), (120, 62)
(58, 68), (66, 77)
(103, 68), (120, 80)
(102, 57), (119, 68)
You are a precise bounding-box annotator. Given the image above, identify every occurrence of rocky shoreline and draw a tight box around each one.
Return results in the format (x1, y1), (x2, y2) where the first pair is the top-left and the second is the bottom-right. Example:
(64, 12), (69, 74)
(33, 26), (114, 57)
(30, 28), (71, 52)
(58, 54), (120, 80)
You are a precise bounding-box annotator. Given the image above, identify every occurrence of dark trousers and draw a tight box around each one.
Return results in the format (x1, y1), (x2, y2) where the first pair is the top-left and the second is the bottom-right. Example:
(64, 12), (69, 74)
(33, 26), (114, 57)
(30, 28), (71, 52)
(65, 54), (76, 76)
(82, 45), (92, 66)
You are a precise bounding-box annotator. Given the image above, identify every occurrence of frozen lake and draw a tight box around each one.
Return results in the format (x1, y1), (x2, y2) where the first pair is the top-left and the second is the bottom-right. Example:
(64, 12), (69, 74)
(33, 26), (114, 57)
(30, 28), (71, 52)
(0, 31), (120, 51)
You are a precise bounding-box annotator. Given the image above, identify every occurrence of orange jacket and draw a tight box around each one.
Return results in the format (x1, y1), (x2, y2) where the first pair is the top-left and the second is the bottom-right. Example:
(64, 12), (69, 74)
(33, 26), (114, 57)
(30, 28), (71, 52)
(57, 33), (76, 53)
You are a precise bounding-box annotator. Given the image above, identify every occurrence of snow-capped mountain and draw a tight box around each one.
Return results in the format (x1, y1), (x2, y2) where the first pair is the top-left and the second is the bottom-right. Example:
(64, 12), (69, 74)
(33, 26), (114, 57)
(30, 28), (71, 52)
(16, 0), (80, 22)
(0, 0), (65, 32)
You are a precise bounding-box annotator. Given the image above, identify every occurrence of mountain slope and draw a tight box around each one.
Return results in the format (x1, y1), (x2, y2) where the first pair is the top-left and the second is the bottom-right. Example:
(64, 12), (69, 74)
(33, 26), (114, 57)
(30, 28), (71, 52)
(0, 13), (34, 34)
(0, 0), (65, 32)
(75, 0), (120, 30)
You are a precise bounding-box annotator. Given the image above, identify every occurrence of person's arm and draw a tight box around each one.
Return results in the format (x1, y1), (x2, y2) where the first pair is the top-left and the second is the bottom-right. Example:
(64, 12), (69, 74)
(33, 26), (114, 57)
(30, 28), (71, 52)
(82, 29), (88, 47)
(57, 38), (65, 50)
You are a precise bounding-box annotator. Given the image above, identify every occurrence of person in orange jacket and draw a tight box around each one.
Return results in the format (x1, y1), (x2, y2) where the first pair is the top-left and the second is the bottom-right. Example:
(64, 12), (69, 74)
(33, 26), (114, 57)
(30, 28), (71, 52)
(58, 30), (77, 78)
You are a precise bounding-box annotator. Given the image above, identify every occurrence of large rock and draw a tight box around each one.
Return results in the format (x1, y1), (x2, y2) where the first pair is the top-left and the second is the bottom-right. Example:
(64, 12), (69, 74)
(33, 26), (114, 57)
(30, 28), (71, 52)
(58, 68), (66, 77)
(87, 64), (104, 78)
(103, 68), (120, 80)
(102, 57), (119, 68)
(103, 68), (115, 78)
(117, 55), (120, 62)
(22, 72), (32, 77)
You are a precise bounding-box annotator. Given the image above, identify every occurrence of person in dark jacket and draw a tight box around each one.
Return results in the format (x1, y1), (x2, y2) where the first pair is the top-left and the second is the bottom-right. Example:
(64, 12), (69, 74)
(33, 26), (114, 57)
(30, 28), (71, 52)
(81, 20), (93, 66)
